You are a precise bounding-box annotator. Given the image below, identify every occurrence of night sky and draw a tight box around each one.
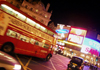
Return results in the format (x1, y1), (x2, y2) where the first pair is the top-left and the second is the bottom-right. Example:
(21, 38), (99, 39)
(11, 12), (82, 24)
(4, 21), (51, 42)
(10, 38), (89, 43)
(41, 0), (100, 32)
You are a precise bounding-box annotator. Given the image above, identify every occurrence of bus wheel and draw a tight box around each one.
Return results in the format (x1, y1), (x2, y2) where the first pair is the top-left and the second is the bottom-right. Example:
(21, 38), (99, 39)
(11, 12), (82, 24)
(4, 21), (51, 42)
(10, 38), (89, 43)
(46, 54), (51, 61)
(2, 43), (14, 53)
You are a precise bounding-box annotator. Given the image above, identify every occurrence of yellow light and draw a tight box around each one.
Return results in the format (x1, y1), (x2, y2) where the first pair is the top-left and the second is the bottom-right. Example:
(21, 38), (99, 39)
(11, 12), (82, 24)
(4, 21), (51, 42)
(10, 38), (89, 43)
(0, 52), (4, 55)
(42, 40), (45, 43)
(75, 29), (82, 35)
(58, 40), (82, 48)
(45, 15), (47, 17)
(41, 26), (45, 30)
(1, 4), (13, 11)
(13, 64), (21, 70)
(61, 33), (65, 38)
(36, 9), (38, 12)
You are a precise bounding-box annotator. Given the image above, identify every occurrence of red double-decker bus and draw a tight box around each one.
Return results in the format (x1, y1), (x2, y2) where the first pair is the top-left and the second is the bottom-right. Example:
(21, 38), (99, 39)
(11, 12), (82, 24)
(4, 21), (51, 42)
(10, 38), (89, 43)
(0, 1), (57, 61)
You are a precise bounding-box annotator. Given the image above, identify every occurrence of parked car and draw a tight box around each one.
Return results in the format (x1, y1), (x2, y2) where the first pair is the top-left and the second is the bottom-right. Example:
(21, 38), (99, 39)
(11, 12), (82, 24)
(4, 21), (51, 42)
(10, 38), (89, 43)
(0, 51), (21, 70)
(67, 56), (84, 70)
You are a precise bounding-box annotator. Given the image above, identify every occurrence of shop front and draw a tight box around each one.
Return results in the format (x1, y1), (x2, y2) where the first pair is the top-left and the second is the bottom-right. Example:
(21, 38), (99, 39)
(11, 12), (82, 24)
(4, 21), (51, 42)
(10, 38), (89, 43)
(62, 37), (100, 67)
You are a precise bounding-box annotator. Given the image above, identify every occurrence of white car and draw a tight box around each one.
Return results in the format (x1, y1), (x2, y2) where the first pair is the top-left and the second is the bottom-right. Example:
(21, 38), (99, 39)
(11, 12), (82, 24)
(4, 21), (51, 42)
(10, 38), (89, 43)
(0, 51), (21, 70)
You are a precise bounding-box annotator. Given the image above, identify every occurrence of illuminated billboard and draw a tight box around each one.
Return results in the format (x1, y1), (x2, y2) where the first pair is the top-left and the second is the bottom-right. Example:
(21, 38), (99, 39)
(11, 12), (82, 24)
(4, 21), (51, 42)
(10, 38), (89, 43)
(67, 27), (87, 45)
(81, 45), (99, 56)
(83, 38), (100, 51)
(55, 24), (71, 40)
(70, 28), (87, 36)
(68, 34), (84, 44)
(81, 38), (100, 56)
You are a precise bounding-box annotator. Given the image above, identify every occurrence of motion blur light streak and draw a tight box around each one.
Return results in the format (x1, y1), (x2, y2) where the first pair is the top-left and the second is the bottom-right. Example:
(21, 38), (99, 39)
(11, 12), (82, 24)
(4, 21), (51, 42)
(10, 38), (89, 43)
(13, 64), (21, 70)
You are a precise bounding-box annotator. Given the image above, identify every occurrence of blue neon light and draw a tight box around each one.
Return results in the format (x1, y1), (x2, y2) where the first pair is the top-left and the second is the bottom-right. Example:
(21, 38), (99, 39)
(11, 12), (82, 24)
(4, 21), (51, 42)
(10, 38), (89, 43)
(83, 38), (100, 51)
(56, 29), (69, 33)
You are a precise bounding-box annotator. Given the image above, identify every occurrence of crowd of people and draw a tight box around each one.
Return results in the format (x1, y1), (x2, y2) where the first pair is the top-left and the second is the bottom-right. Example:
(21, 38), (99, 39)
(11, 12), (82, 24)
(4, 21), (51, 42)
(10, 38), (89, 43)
(89, 64), (98, 70)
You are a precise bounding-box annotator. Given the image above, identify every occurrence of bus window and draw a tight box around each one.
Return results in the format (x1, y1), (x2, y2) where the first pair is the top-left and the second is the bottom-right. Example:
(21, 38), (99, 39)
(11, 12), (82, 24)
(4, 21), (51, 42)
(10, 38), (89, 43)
(7, 29), (11, 36)
(26, 37), (30, 43)
(35, 41), (43, 47)
(47, 30), (54, 36)
(38, 42), (43, 47)
(7, 29), (16, 38)
(35, 41), (39, 45)
(15, 33), (20, 39)
(20, 35), (26, 42)
(43, 44), (49, 49)
(30, 38), (35, 44)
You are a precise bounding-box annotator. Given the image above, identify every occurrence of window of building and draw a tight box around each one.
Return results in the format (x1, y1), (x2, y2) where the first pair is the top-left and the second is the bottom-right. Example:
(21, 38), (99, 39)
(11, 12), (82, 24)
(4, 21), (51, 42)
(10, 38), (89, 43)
(25, 5), (27, 8)
(40, 13), (42, 15)
(36, 9), (38, 12)
(30, 8), (33, 11)
(32, 16), (36, 19)
(40, 20), (43, 23)
(16, 4), (20, 8)
(45, 15), (47, 18)
(11, 1), (13, 4)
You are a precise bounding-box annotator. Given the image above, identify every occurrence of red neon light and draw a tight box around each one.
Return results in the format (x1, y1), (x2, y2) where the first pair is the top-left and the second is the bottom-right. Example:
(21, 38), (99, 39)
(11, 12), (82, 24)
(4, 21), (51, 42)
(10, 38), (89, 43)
(85, 47), (99, 56)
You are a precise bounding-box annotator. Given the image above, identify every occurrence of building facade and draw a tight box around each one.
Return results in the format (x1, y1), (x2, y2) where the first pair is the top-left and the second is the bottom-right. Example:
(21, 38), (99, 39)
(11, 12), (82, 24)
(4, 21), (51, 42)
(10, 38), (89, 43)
(6, 0), (52, 26)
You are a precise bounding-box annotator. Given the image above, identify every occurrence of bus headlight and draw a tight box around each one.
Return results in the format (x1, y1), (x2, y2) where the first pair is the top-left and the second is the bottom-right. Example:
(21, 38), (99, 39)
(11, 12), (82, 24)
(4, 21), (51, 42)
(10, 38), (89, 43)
(13, 64), (21, 70)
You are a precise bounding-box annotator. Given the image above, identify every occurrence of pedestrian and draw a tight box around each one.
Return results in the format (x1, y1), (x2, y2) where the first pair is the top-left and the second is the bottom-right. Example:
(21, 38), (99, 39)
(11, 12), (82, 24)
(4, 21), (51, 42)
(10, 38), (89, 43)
(90, 64), (93, 70)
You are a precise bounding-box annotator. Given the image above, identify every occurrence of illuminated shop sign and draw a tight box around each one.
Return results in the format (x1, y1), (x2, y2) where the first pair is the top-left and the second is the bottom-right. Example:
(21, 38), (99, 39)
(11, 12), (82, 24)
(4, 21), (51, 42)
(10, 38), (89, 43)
(70, 28), (87, 36)
(68, 34), (84, 44)
(56, 29), (69, 33)
(55, 24), (71, 40)
(57, 41), (65, 46)
(81, 45), (99, 56)
(83, 38), (100, 51)
(67, 27), (87, 45)
(81, 38), (100, 56)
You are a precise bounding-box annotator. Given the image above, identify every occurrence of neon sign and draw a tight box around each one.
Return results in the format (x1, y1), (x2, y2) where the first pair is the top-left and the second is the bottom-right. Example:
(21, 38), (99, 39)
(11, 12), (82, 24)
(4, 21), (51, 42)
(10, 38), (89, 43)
(81, 45), (99, 56)
(68, 34), (84, 44)
(56, 29), (69, 33)
(67, 27), (87, 45)
(70, 28), (87, 36)
(83, 38), (100, 51)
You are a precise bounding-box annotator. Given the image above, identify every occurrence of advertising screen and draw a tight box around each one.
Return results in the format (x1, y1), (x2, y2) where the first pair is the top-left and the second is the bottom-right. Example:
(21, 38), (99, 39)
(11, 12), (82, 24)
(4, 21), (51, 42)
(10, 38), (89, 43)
(67, 27), (87, 45)
(70, 28), (87, 36)
(55, 24), (71, 40)
(81, 38), (100, 56)
(81, 45), (99, 56)
(83, 38), (100, 51)
(68, 34), (84, 44)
